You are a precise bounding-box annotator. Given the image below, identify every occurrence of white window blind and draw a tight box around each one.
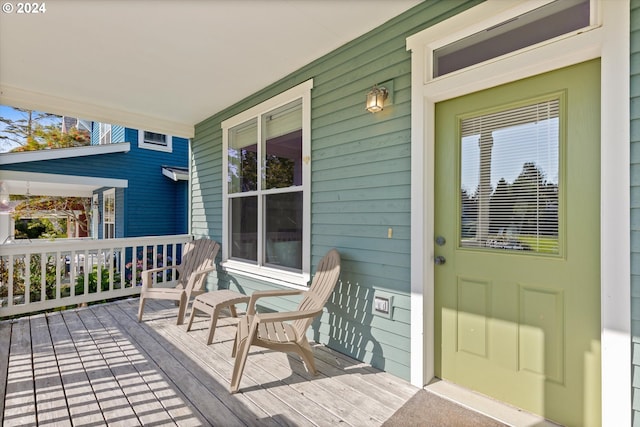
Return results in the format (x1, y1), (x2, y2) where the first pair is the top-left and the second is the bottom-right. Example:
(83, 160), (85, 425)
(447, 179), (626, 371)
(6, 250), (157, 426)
(460, 99), (560, 254)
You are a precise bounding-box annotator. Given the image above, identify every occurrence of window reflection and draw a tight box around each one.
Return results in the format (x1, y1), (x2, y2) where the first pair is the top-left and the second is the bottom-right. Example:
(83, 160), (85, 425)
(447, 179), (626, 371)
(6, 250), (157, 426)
(230, 196), (257, 262)
(460, 99), (560, 254)
(265, 192), (303, 270)
(228, 120), (258, 193)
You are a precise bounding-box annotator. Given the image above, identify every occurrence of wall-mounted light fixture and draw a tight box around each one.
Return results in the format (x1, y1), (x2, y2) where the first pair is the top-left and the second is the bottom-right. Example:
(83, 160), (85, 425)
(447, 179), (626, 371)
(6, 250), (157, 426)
(366, 85), (389, 113)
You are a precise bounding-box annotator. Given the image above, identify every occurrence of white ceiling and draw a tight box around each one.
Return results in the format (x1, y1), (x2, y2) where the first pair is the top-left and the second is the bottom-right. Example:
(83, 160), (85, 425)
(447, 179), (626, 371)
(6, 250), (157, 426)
(0, 0), (422, 138)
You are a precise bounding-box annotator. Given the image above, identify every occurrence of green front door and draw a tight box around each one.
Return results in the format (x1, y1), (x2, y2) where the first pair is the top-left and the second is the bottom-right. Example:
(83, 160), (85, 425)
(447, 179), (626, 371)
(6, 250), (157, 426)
(434, 59), (601, 427)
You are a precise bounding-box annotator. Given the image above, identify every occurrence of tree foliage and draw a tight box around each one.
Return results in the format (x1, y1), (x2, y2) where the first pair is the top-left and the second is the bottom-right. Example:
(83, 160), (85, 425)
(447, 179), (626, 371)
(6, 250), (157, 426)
(1, 107), (93, 238)
(12, 196), (91, 237)
(461, 162), (559, 248)
(11, 124), (90, 152)
(0, 108), (58, 149)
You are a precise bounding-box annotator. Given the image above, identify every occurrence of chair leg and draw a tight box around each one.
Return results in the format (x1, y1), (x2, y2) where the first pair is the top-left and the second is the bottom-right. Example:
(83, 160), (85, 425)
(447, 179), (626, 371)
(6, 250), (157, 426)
(176, 292), (187, 325)
(229, 304), (238, 317)
(232, 317), (246, 358)
(206, 306), (222, 345)
(186, 303), (198, 332)
(230, 321), (257, 393)
(297, 338), (317, 375)
(137, 296), (146, 322)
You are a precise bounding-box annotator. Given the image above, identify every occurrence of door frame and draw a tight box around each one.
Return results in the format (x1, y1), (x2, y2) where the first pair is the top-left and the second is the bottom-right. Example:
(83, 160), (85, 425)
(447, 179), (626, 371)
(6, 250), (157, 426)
(406, 1), (630, 425)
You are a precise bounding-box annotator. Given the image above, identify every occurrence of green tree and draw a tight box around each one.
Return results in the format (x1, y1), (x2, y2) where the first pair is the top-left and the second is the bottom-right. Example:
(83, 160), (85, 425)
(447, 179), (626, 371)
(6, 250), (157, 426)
(12, 124), (90, 152)
(1, 107), (93, 237)
(0, 107), (59, 150)
(12, 196), (91, 238)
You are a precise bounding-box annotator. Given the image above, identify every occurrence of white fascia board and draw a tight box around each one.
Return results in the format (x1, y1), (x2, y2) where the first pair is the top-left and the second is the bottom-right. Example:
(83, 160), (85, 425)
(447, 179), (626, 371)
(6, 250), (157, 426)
(6, 171), (129, 188)
(162, 167), (189, 181)
(0, 142), (131, 165)
(0, 170), (128, 197)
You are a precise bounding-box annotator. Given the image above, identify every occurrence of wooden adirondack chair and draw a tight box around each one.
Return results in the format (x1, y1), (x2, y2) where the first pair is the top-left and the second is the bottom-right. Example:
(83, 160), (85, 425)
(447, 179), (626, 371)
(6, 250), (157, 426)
(230, 248), (341, 393)
(137, 238), (220, 325)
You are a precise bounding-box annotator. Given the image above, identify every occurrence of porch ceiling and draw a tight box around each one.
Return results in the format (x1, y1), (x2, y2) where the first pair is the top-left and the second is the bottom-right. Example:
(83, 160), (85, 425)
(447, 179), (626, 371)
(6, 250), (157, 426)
(0, 0), (422, 138)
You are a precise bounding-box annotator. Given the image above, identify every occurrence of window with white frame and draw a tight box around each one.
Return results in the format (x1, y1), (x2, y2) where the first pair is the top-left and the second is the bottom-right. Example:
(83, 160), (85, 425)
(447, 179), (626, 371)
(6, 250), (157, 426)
(431, 0), (593, 80)
(99, 123), (111, 145)
(103, 189), (115, 239)
(222, 80), (312, 286)
(139, 130), (173, 152)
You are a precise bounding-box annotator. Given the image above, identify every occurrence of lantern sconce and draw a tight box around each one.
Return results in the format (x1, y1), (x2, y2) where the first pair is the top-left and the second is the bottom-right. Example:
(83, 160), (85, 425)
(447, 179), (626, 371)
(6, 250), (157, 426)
(365, 80), (393, 113)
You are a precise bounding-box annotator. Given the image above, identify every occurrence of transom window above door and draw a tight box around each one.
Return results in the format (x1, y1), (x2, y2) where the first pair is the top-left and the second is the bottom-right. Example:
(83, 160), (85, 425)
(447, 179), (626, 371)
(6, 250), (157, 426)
(433, 0), (592, 79)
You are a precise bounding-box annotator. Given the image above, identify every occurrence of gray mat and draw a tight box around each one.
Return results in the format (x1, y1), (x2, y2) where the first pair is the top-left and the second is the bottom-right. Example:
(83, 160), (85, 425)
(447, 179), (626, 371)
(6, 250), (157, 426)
(382, 389), (508, 427)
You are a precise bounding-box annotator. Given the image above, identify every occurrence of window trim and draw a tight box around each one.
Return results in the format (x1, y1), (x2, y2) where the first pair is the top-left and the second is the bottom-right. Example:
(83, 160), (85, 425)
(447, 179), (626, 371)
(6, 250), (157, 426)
(406, 0), (630, 424)
(221, 79), (313, 287)
(138, 130), (173, 153)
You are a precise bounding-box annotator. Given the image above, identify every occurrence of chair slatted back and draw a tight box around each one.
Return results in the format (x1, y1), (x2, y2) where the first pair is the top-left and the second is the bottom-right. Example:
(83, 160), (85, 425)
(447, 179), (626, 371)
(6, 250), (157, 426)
(293, 249), (341, 335)
(177, 238), (220, 292)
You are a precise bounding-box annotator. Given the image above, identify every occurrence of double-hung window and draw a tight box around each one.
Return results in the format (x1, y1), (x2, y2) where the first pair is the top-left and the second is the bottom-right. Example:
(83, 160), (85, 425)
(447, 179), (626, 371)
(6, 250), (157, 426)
(222, 80), (312, 287)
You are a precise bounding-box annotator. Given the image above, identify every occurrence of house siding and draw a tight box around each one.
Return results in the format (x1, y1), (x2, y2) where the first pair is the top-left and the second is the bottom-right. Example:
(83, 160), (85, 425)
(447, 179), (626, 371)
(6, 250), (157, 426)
(111, 125), (125, 143)
(90, 123), (125, 145)
(2, 129), (189, 239)
(123, 128), (189, 237)
(191, 0), (481, 380)
(90, 122), (99, 145)
(631, 0), (640, 423)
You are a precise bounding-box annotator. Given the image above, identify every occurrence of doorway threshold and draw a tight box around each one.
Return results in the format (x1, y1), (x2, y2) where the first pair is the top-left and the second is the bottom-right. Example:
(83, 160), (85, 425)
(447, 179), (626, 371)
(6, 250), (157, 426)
(425, 379), (562, 427)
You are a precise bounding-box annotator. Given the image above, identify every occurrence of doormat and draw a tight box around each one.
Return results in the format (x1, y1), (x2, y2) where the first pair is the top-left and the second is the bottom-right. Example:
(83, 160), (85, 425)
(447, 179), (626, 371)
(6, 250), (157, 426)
(382, 389), (508, 427)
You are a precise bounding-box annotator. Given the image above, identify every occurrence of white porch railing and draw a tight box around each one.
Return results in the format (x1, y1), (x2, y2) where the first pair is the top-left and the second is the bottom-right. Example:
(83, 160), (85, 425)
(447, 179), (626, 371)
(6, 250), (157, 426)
(0, 234), (193, 318)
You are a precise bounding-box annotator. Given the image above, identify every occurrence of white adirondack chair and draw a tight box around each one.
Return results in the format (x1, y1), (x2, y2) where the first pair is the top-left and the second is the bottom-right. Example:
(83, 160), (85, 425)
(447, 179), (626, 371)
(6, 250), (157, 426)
(137, 238), (220, 325)
(230, 249), (341, 393)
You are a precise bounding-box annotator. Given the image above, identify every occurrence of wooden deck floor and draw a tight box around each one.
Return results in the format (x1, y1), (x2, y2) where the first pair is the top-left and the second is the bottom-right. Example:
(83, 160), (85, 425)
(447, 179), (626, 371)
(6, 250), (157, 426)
(0, 298), (420, 426)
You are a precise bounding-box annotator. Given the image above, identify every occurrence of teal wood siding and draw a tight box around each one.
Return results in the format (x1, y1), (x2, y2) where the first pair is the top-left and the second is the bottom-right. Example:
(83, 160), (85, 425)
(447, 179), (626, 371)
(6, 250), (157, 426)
(191, 0), (481, 380)
(632, 0), (640, 423)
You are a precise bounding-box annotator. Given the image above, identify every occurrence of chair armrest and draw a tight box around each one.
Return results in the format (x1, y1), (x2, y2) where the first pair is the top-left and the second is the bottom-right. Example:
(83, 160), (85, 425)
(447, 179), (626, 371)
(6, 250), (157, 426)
(253, 308), (323, 324)
(143, 265), (178, 275)
(141, 265), (179, 289)
(247, 289), (304, 315)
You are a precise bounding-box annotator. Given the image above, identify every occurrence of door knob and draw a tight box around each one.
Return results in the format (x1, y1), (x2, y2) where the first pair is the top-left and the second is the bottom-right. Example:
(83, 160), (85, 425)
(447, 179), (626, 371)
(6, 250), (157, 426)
(435, 236), (446, 246)
(434, 255), (446, 265)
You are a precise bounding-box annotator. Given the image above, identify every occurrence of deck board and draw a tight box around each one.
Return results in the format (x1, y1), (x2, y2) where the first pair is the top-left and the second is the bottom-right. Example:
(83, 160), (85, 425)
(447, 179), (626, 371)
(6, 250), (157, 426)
(0, 321), (12, 423)
(31, 314), (72, 427)
(5, 318), (36, 426)
(1, 297), (420, 426)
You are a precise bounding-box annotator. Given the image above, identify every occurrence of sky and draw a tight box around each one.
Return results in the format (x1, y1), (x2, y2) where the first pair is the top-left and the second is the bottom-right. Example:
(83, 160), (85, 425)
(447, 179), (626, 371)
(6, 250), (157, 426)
(0, 105), (63, 152)
(461, 117), (559, 195)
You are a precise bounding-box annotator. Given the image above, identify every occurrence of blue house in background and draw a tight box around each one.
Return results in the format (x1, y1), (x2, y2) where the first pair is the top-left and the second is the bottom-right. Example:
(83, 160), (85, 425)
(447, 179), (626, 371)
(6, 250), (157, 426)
(0, 121), (189, 240)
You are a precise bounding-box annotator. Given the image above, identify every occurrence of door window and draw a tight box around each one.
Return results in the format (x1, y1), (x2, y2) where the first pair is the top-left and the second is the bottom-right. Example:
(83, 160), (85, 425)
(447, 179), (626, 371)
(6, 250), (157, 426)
(460, 97), (560, 254)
